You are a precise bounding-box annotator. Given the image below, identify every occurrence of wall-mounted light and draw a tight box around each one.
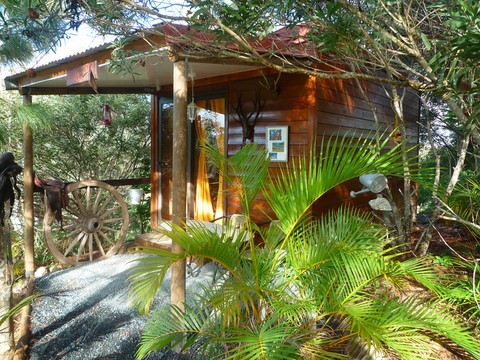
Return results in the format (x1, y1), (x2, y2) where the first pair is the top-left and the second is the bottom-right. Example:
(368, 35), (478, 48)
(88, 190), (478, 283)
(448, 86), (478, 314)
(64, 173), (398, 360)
(187, 71), (197, 122)
(350, 173), (387, 198)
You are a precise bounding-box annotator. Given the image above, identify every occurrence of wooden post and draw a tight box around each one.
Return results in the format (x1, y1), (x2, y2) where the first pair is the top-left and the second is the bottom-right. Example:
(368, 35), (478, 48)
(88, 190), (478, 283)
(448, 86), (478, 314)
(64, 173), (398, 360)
(22, 95), (35, 279)
(0, 211), (14, 356)
(171, 61), (187, 310)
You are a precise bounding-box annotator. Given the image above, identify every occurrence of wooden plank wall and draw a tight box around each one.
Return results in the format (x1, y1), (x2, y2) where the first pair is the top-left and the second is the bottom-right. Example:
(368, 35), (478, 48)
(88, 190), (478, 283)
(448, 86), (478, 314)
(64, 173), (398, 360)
(154, 69), (419, 225)
(224, 72), (314, 224)
(312, 76), (420, 216)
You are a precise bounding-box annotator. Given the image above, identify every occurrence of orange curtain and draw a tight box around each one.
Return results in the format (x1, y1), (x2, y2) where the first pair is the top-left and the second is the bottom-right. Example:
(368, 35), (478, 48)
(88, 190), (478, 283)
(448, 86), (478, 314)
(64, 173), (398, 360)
(210, 98), (225, 222)
(194, 100), (215, 221)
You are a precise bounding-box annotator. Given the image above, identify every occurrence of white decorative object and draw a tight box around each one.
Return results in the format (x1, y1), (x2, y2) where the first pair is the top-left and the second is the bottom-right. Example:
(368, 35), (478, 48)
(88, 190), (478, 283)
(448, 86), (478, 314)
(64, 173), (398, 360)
(265, 126), (289, 162)
(129, 188), (144, 205)
(350, 174), (388, 198)
(369, 196), (392, 211)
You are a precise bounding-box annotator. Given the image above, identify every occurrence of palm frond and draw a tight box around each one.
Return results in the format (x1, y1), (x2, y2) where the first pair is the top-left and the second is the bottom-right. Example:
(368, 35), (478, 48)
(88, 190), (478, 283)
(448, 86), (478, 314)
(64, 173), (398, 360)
(128, 247), (180, 314)
(204, 142), (269, 217)
(165, 222), (247, 280)
(265, 134), (409, 236)
(223, 316), (301, 360)
(395, 257), (453, 296)
(136, 302), (224, 360)
(129, 221), (250, 314)
(0, 292), (41, 327)
(378, 297), (480, 359)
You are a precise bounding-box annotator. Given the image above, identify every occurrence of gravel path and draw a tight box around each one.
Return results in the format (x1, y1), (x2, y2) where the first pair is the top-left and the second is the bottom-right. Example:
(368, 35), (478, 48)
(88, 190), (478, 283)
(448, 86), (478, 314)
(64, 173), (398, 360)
(29, 253), (217, 360)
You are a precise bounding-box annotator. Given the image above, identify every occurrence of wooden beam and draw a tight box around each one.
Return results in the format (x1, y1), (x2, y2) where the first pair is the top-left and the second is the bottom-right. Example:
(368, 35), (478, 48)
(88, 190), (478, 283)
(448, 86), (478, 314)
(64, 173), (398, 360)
(97, 177), (150, 187)
(22, 95), (35, 279)
(16, 87), (155, 96)
(171, 61), (187, 311)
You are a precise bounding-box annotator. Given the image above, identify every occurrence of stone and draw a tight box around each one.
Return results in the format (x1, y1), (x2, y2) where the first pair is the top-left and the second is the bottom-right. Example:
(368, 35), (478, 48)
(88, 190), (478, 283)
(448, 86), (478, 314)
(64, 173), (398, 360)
(34, 266), (49, 278)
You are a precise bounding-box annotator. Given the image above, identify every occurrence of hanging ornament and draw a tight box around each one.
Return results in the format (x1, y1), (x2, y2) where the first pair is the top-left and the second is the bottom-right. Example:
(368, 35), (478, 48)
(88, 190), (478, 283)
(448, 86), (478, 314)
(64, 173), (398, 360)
(101, 104), (112, 126)
(187, 71), (197, 123)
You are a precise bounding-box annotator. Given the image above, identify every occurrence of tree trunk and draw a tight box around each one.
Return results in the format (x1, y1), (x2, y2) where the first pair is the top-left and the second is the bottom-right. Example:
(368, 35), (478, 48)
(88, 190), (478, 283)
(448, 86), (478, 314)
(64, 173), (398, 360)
(414, 95), (471, 255)
(414, 95), (442, 255)
(0, 203), (14, 357)
(23, 95), (35, 279)
(352, 69), (414, 251)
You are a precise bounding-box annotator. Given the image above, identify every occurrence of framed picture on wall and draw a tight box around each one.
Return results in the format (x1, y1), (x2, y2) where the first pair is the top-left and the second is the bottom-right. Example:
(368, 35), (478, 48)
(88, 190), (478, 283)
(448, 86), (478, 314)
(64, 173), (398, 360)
(265, 126), (289, 162)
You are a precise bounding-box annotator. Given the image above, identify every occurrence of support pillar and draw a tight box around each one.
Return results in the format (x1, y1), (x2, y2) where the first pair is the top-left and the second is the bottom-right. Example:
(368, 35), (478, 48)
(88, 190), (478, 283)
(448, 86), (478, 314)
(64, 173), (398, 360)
(171, 60), (187, 310)
(22, 95), (35, 279)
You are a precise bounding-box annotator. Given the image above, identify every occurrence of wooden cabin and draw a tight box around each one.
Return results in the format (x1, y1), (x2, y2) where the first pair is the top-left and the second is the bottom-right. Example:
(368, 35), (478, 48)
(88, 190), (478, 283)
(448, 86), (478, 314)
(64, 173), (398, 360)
(4, 26), (419, 238)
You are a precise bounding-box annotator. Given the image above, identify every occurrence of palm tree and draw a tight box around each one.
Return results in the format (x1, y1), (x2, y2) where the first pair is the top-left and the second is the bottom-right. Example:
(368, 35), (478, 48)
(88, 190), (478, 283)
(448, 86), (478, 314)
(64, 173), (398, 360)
(129, 135), (480, 360)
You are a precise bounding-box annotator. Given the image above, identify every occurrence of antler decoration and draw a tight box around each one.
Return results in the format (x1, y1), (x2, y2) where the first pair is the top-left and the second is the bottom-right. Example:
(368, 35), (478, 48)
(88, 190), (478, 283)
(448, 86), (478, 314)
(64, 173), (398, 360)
(259, 70), (282, 97)
(233, 91), (265, 146)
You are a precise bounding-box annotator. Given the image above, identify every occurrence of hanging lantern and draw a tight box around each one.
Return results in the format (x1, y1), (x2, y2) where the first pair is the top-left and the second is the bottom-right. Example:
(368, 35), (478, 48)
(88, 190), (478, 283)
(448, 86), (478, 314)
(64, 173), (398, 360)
(187, 70), (197, 122)
(187, 100), (197, 122)
(101, 104), (112, 126)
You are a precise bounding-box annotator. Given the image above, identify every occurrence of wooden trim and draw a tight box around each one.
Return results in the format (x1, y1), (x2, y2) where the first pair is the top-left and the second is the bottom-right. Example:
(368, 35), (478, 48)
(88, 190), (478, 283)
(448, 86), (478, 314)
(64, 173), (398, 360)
(151, 95), (159, 226)
(99, 178), (150, 187)
(17, 87), (155, 96)
(193, 68), (267, 88)
(307, 75), (317, 151)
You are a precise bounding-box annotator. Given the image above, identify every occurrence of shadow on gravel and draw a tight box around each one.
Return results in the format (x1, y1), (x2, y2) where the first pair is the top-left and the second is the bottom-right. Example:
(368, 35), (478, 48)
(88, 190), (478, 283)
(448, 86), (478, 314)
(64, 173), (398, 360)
(29, 253), (216, 360)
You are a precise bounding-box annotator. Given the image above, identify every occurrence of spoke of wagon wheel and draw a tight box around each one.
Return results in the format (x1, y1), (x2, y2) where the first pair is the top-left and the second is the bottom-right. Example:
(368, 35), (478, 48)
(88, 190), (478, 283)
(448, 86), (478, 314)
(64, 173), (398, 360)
(64, 231), (86, 257)
(102, 217), (124, 224)
(101, 225), (121, 234)
(99, 206), (121, 219)
(93, 233), (106, 256)
(97, 193), (115, 216)
(93, 188), (103, 213)
(72, 190), (87, 217)
(66, 205), (82, 218)
(76, 233), (89, 262)
(85, 186), (92, 213)
(62, 222), (80, 232)
(64, 227), (82, 242)
(97, 230), (117, 246)
(88, 234), (94, 261)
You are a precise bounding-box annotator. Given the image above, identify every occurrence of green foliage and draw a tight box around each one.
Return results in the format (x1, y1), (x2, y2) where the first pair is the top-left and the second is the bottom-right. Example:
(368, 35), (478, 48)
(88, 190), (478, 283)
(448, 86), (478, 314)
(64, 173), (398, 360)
(33, 230), (56, 267)
(436, 258), (480, 327)
(30, 94), (151, 181)
(107, 37), (154, 77)
(32, 94), (151, 239)
(447, 0), (480, 63)
(127, 185), (151, 238)
(448, 176), (480, 235)
(0, 92), (151, 266)
(129, 135), (480, 360)
(0, 0), (71, 64)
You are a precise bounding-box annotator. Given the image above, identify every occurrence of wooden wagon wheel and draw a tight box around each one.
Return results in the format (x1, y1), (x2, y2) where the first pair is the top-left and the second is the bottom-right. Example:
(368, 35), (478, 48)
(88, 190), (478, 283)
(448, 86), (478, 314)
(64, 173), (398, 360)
(43, 180), (129, 266)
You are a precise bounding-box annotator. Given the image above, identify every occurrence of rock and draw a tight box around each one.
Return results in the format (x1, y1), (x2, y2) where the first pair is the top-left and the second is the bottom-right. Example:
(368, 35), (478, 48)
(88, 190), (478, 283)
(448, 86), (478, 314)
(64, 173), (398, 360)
(34, 267), (49, 278)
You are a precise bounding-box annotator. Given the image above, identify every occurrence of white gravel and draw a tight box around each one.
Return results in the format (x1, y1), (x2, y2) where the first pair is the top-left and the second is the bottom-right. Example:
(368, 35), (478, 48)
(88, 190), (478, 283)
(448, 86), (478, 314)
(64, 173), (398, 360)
(29, 253), (217, 360)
